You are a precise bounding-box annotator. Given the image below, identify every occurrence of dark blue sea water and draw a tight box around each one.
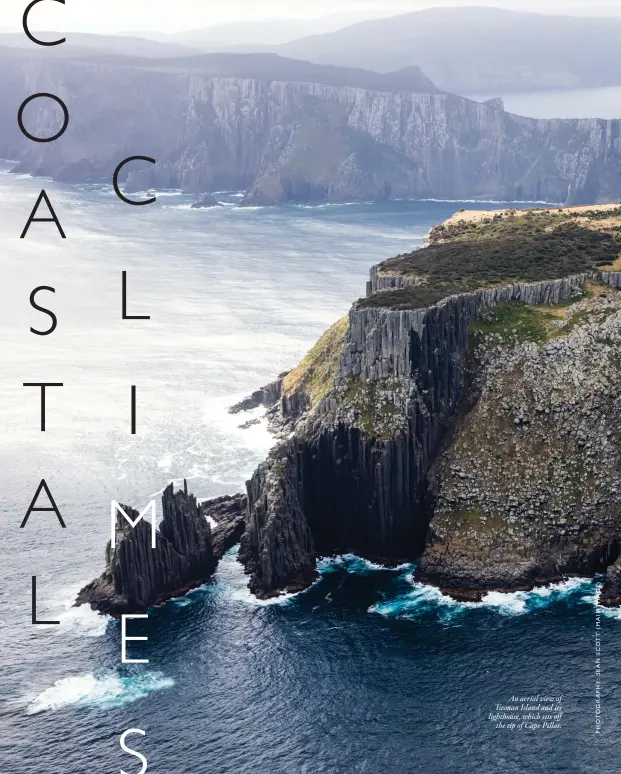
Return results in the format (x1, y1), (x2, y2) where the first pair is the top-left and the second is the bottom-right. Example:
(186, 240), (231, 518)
(0, 173), (617, 774)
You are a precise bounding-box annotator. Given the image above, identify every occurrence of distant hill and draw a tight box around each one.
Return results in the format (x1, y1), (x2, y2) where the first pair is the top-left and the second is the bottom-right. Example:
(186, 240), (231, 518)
(116, 53), (440, 95)
(1, 47), (439, 95)
(277, 7), (621, 94)
(0, 32), (200, 59)
(135, 11), (392, 48)
(0, 37), (437, 94)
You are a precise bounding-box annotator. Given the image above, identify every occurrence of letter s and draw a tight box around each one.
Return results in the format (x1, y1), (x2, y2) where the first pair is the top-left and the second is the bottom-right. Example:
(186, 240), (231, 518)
(120, 729), (147, 774)
(23, 0), (66, 46)
(30, 286), (57, 336)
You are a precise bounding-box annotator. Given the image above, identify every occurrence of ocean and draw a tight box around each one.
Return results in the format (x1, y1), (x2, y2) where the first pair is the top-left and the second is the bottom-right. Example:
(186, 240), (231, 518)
(0, 171), (617, 774)
(465, 85), (621, 120)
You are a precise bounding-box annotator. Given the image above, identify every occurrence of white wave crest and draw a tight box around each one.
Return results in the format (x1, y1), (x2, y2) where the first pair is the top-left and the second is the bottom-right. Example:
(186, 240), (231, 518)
(57, 605), (110, 637)
(370, 577), (598, 621)
(318, 554), (413, 575)
(218, 550), (299, 606)
(591, 582), (621, 619)
(26, 671), (173, 715)
(31, 586), (110, 638)
(598, 605), (621, 620)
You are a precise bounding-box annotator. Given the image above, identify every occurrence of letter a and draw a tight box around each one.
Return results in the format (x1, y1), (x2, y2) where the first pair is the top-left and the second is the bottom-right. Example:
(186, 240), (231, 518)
(21, 479), (66, 528)
(21, 190), (66, 238)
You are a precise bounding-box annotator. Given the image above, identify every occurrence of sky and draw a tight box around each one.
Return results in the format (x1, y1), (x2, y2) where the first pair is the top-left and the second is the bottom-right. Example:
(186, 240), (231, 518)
(3, 0), (621, 35)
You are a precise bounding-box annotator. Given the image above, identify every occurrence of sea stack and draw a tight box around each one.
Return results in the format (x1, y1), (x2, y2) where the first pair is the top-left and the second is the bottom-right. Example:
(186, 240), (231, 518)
(190, 194), (222, 209)
(76, 483), (246, 615)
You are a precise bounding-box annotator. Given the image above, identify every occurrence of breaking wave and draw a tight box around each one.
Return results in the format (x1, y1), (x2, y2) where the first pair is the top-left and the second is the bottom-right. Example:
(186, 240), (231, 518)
(218, 549), (300, 607)
(57, 604), (110, 638)
(370, 575), (600, 622)
(26, 670), (174, 715)
(317, 554), (413, 576)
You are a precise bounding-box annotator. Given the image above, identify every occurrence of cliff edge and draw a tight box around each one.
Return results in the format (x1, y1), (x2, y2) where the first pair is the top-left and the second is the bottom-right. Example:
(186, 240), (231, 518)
(238, 205), (621, 603)
(3, 50), (621, 204)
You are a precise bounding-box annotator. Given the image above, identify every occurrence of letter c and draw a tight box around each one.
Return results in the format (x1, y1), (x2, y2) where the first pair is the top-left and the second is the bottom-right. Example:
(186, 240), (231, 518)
(120, 729), (148, 774)
(113, 157), (157, 206)
(23, 0), (66, 46)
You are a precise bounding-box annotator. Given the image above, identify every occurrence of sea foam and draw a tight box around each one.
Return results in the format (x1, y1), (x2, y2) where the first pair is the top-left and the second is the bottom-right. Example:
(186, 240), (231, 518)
(318, 554), (413, 576)
(26, 670), (174, 715)
(218, 549), (299, 607)
(370, 575), (599, 622)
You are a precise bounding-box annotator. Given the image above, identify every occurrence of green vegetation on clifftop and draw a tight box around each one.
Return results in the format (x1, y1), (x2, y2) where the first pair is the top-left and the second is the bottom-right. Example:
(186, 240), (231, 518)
(282, 316), (349, 407)
(359, 208), (621, 311)
(470, 282), (618, 345)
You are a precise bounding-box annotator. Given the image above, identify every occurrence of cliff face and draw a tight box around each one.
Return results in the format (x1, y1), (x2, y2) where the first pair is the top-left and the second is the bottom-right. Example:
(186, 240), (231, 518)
(601, 557), (621, 607)
(239, 207), (621, 603)
(239, 450), (316, 596)
(76, 483), (246, 615)
(3, 51), (621, 204)
(418, 286), (621, 599)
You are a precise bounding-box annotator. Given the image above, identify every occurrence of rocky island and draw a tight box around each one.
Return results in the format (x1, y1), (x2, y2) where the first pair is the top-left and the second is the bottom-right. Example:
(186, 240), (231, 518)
(76, 482), (245, 616)
(235, 205), (621, 603)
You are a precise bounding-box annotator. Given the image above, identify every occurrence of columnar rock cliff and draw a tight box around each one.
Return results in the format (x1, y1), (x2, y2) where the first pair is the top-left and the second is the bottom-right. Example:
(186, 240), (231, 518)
(3, 50), (621, 204)
(417, 287), (621, 599)
(238, 206), (621, 603)
(76, 483), (246, 615)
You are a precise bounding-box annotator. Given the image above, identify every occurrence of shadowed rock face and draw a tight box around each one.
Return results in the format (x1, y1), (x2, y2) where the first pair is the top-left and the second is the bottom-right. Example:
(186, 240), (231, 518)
(4, 50), (621, 205)
(239, 293), (478, 597)
(76, 484), (246, 615)
(206, 494), (248, 560)
(239, 449), (317, 598)
(600, 558), (621, 607)
(160, 483), (215, 581)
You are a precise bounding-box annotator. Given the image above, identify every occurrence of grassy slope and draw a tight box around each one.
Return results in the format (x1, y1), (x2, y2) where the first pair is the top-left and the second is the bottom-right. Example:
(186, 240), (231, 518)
(282, 316), (349, 407)
(359, 207), (621, 311)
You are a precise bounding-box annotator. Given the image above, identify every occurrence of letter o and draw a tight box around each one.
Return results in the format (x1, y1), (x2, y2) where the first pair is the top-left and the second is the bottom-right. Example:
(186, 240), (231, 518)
(23, 0), (66, 47)
(113, 156), (157, 206)
(18, 93), (69, 143)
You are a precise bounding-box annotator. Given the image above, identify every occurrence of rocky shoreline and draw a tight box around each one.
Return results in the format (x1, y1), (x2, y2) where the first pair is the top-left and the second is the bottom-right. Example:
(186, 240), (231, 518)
(78, 205), (621, 612)
(231, 206), (621, 606)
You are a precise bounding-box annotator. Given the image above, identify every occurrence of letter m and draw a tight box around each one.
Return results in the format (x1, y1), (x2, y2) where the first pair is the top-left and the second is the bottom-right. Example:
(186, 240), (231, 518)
(111, 501), (157, 548)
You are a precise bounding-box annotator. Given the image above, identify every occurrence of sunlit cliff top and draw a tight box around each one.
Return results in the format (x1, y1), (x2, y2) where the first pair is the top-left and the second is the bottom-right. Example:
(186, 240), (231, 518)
(358, 204), (621, 311)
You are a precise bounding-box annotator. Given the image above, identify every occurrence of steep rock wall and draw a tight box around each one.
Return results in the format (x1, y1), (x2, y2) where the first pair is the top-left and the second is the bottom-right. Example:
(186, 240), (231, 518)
(366, 266), (421, 296)
(418, 290), (621, 598)
(3, 56), (621, 203)
(76, 484), (245, 614)
(241, 272), (592, 595)
(240, 449), (316, 596)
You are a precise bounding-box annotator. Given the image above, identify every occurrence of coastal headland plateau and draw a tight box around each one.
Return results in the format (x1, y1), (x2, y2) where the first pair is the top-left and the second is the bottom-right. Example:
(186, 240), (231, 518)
(79, 204), (621, 613)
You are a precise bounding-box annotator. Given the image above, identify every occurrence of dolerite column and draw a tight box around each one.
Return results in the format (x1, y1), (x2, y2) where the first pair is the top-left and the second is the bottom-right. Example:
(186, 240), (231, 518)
(600, 557), (621, 607)
(160, 481), (216, 581)
(109, 506), (189, 610)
